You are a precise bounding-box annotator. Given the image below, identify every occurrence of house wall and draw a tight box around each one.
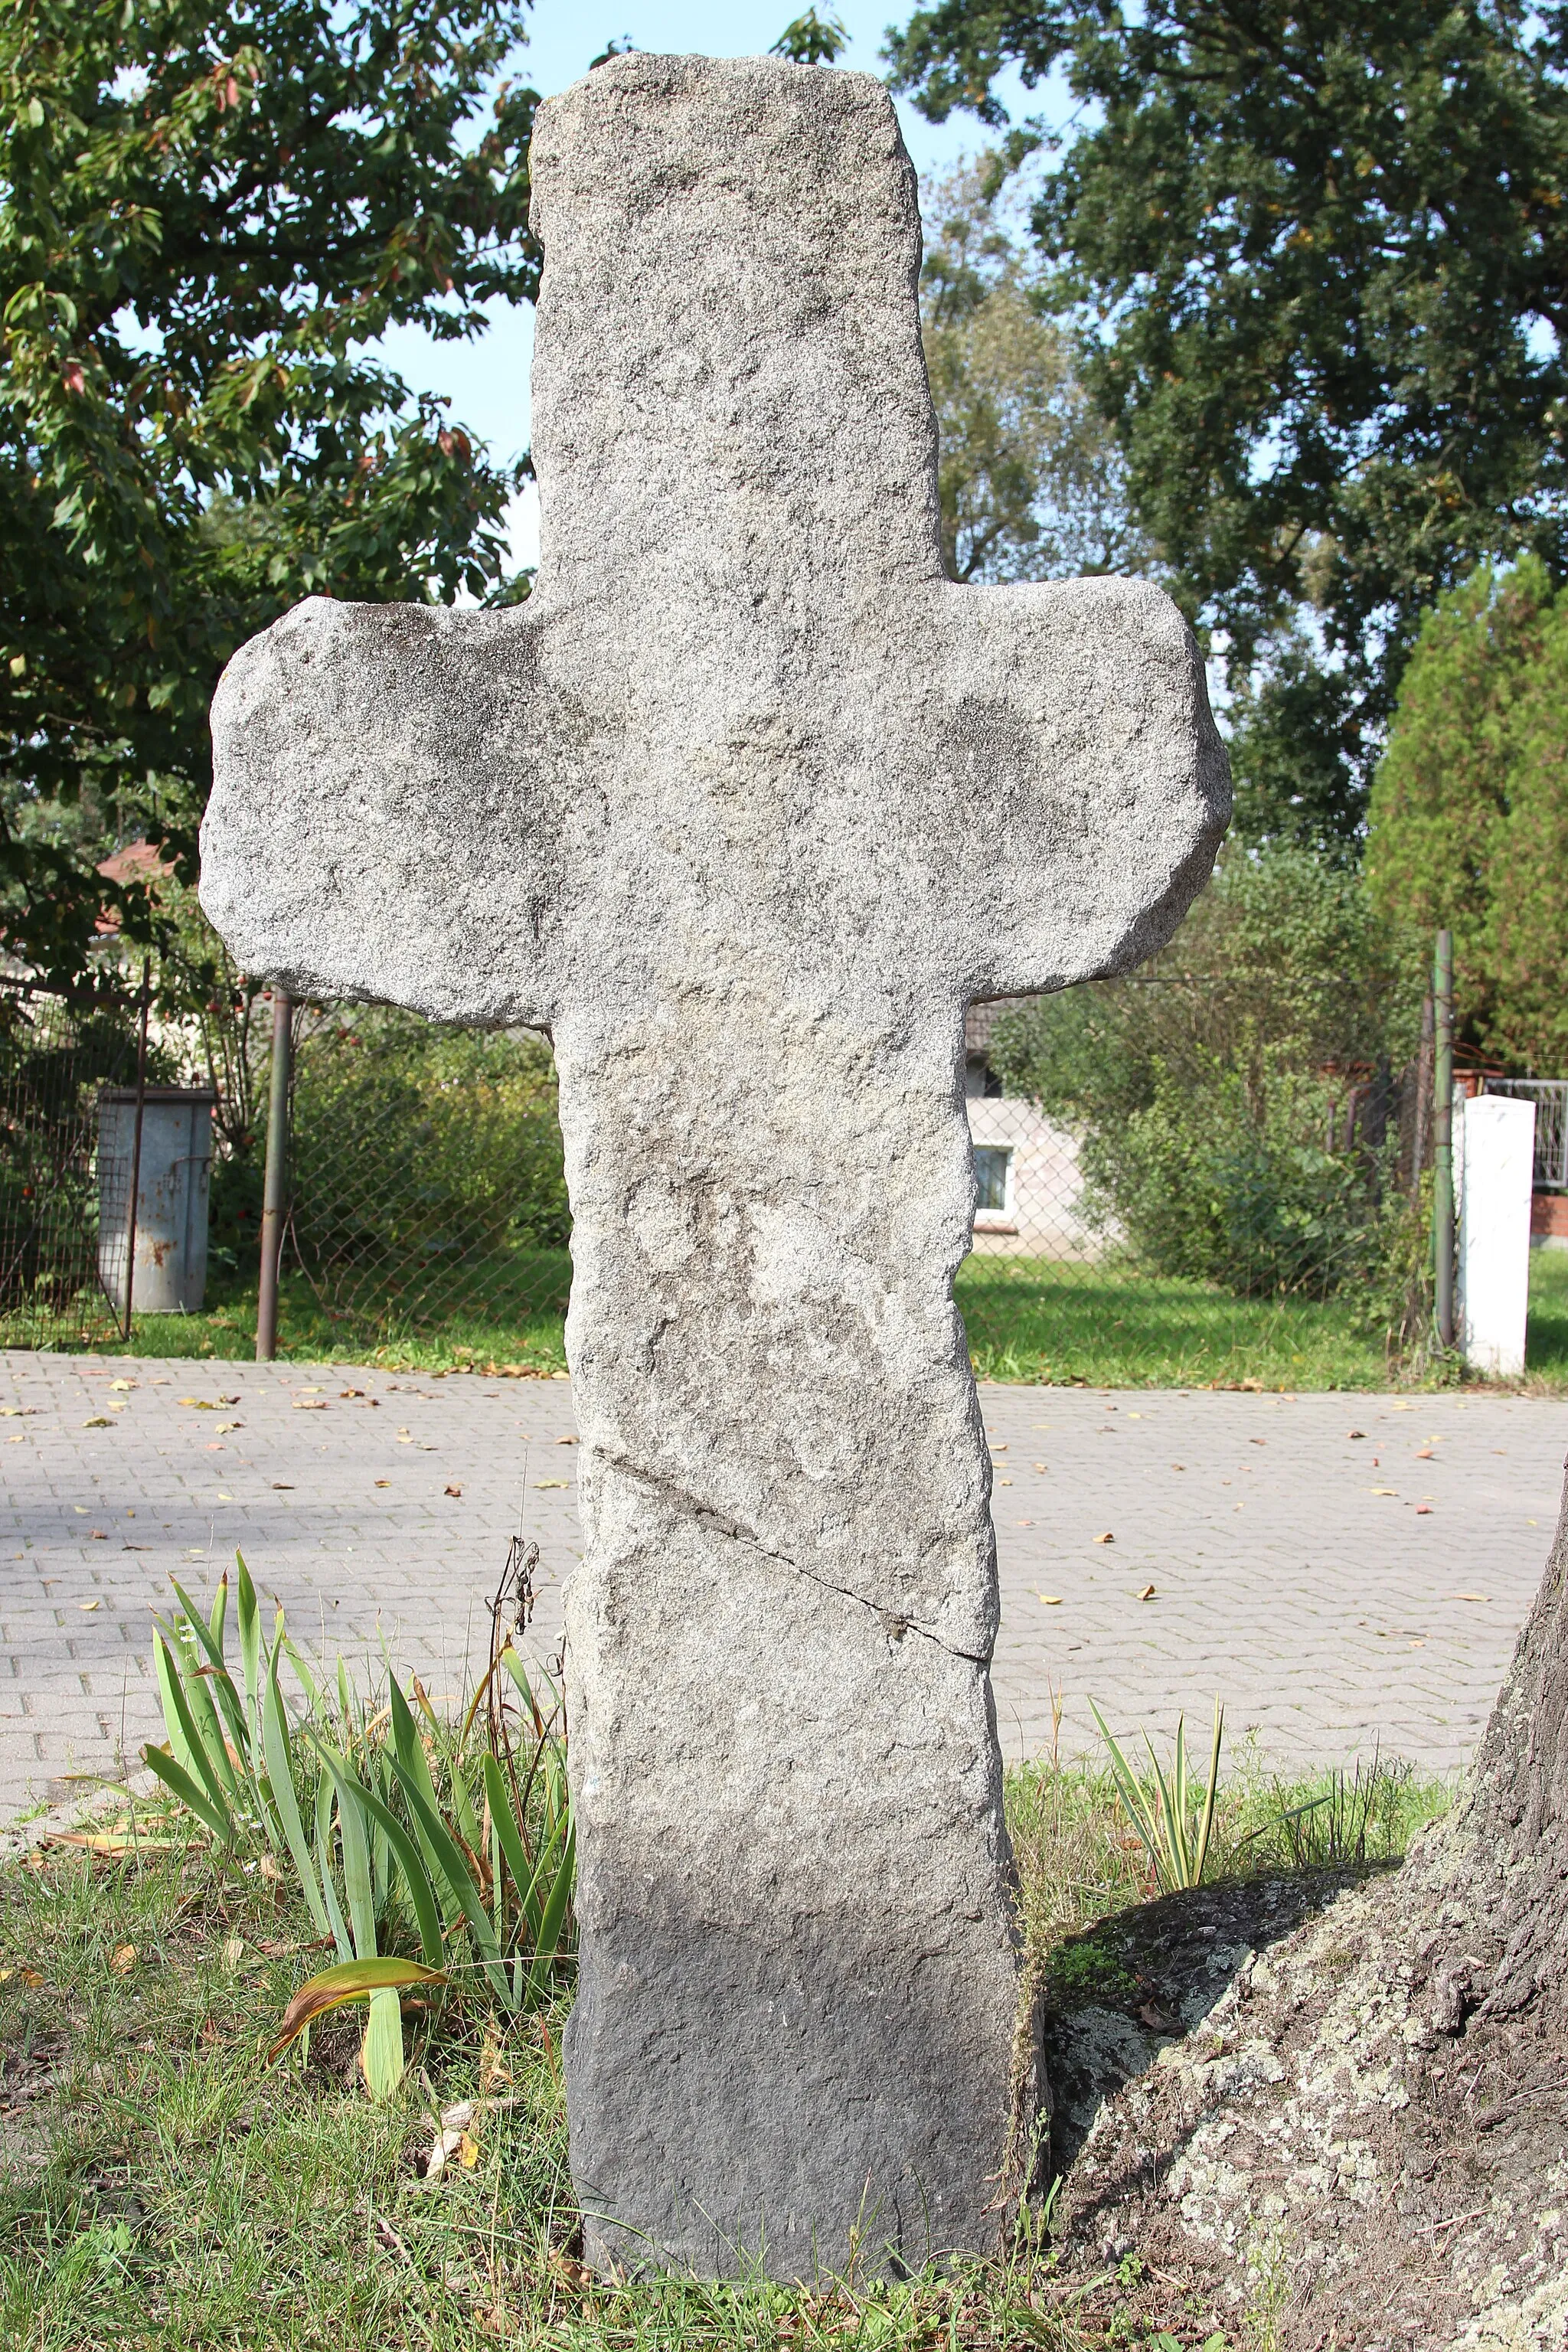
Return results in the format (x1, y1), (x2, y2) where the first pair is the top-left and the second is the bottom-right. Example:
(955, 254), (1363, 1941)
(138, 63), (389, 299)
(963, 1095), (1109, 1260)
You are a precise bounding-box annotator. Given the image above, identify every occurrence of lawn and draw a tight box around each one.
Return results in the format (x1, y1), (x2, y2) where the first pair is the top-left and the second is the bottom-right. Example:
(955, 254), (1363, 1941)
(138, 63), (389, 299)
(33, 1239), (1568, 1394)
(0, 1723), (1449, 2351)
(1523, 1243), (1568, 1387)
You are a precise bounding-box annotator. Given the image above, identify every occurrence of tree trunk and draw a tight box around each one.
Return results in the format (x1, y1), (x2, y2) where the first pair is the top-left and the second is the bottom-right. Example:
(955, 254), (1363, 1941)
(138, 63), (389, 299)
(1047, 1470), (1568, 2349)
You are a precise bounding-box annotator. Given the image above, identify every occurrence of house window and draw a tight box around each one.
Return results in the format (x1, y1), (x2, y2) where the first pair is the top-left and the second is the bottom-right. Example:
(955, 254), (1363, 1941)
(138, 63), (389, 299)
(973, 1145), (1012, 1214)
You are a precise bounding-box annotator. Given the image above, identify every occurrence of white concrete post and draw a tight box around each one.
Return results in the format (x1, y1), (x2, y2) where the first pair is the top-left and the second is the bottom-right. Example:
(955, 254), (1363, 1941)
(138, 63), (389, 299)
(1457, 1092), (1535, 1377)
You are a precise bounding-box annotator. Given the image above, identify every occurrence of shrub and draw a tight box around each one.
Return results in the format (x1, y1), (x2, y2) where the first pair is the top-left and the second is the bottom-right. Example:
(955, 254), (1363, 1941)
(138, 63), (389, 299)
(992, 847), (1426, 1304)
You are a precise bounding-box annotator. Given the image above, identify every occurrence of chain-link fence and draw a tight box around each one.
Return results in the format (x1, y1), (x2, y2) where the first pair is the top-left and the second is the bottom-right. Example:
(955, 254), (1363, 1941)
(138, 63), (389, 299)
(274, 1001), (571, 1364)
(2, 962), (1439, 1380)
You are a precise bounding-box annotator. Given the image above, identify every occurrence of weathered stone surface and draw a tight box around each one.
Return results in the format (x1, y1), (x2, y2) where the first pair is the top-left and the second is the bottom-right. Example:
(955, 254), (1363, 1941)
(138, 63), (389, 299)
(200, 52), (1228, 2280)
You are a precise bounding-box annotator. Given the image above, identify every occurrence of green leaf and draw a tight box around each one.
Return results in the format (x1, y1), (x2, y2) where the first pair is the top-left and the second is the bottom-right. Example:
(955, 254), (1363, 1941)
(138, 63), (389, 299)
(167, 1575), (250, 1777)
(314, 1770), (354, 1964)
(151, 1630), (235, 1831)
(234, 1553), (265, 1772)
(261, 1642), (332, 1942)
(525, 1818), (576, 2006)
(389, 1759), (511, 2007)
(311, 1740), (445, 1971)
(141, 1740), (231, 1847)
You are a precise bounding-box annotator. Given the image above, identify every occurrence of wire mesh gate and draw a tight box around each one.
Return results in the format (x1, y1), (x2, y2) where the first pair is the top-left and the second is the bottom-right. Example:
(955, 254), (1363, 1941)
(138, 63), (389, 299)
(1485, 1077), (1568, 1191)
(0, 979), (149, 1349)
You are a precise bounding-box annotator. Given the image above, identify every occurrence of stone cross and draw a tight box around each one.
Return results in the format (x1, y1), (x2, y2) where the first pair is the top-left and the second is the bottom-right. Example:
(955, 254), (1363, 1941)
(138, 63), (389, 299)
(201, 52), (1228, 2281)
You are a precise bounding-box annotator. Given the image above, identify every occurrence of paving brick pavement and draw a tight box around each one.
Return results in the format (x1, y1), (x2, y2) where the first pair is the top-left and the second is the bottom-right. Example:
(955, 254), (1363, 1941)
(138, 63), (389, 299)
(2, 1351), (1563, 1818)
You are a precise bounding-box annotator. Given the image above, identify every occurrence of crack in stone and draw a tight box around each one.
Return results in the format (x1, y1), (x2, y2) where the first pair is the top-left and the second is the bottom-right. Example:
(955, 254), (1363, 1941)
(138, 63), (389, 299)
(596, 1449), (991, 1665)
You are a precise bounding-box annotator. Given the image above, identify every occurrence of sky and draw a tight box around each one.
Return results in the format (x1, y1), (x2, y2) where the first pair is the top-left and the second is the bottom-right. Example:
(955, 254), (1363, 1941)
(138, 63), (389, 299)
(374, 2), (1047, 572)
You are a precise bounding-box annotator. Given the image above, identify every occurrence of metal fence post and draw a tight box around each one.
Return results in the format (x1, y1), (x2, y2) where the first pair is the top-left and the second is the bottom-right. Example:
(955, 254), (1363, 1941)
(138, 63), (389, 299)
(1433, 929), (1455, 1351)
(119, 960), (152, 1344)
(256, 988), (292, 1363)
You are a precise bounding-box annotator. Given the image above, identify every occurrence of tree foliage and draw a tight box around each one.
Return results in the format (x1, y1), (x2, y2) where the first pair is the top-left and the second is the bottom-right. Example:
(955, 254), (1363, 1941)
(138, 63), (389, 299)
(889, 0), (1568, 832)
(0, 0), (539, 991)
(1367, 557), (1568, 1072)
(771, 9), (849, 64)
(919, 162), (1152, 583)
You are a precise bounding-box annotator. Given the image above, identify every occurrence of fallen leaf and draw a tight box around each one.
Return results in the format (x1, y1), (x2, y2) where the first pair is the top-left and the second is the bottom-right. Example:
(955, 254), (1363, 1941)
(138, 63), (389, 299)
(1347, 1429), (1366, 1439)
(109, 1380), (133, 1392)
(396, 1429), (413, 1443)
(555, 1434), (579, 1446)
(215, 1421), (242, 1435)
(1093, 1531), (1114, 1544)
(223, 1935), (243, 1970)
(1032, 1460), (1047, 1472)
(87, 1530), (107, 1542)
(1138, 2001), (1178, 2031)
(20, 1968), (43, 1987)
(1416, 1504), (1432, 1516)
(1136, 1583), (1157, 1601)
(444, 1484), (462, 1498)
(534, 1478), (569, 1490)
(459, 2131), (480, 2168)
(78, 1598), (101, 1611)
(81, 1416), (112, 1428)
(1171, 1462), (1185, 1471)
(1450, 1592), (1491, 1603)
(479, 2027), (512, 2093)
(217, 1492), (233, 1502)
(998, 1478), (1013, 1486)
(272, 1481), (293, 1490)
(292, 1400), (327, 1413)
(340, 1389), (364, 1399)
(1037, 1593), (1063, 1606)
(374, 1478), (391, 1488)
(1416, 1446), (1434, 1460)
(110, 1944), (136, 1974)
(266, 1956), (448, 2066)
(258, 1855), (282, 1883)
(1370, 1488), (1398, 1496)
(219, 1395), (240, 1404)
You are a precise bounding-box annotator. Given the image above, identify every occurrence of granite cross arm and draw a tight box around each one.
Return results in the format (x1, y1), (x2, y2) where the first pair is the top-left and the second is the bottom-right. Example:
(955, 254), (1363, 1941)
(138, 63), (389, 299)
(201, 51), (1229, 2283)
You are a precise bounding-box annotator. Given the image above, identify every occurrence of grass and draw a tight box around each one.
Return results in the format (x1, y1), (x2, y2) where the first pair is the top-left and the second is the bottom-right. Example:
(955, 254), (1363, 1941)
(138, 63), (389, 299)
(31, 1243), (1568, 1394)
(0, 1743), (1452, 2350)
(955, 1264), (1398, 1391)
(62, 1259), (1408, 1390)
(79, 1264), (572, 1377)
